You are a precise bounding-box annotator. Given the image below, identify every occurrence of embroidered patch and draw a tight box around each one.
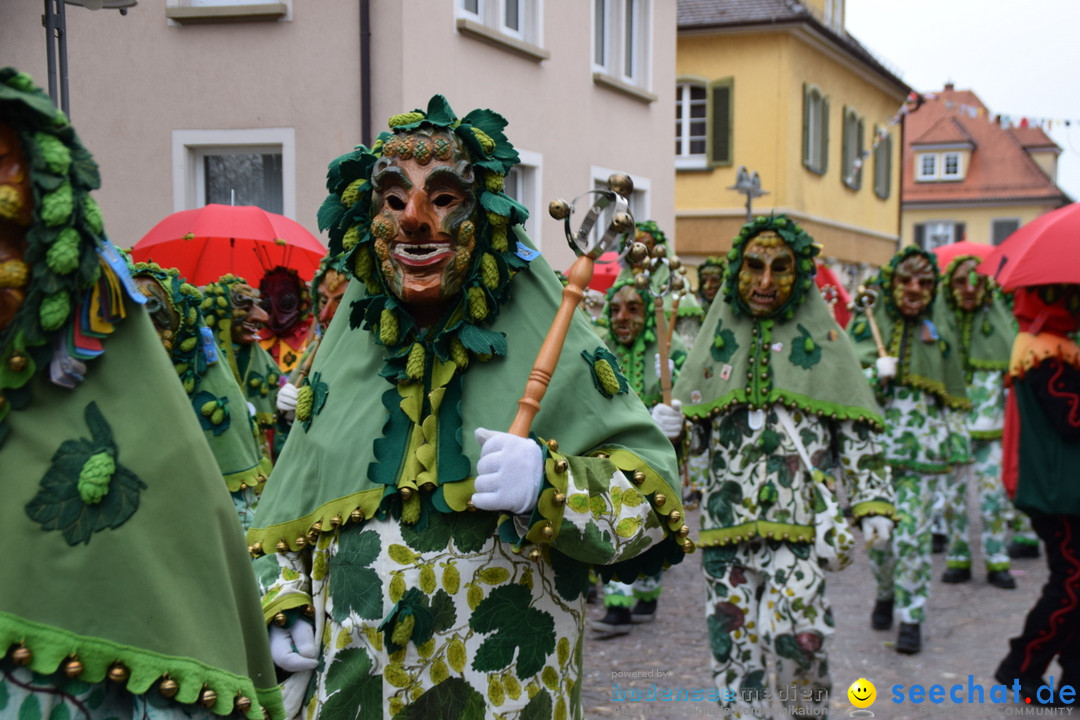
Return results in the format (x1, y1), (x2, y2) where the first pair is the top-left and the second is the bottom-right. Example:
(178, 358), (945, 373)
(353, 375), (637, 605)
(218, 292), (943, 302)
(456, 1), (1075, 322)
(582, 346), (629, 399)
(192, 390), (231, 436)
(691, 390), (703, 404)
(770, 342), (784, 353)
(25, 401), (147, 546)
(827, 329), (839, 342)
(789, 324), (822, 369)
(720, 364), (733, 381)
(299, 370), (329, 432)
(710, 318), (739, 363)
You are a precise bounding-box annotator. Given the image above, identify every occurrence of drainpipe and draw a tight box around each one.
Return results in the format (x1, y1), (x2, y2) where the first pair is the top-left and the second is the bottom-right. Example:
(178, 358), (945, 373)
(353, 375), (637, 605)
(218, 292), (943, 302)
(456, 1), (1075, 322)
(360, 0), (372, 146)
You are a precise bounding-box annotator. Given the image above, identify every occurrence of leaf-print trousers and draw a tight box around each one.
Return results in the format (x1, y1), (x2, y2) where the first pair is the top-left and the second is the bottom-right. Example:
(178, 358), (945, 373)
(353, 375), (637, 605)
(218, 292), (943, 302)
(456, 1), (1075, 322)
(943, 439), (1011, 571)
(869, 469), (942, 624)
(702, 542), (832, 719)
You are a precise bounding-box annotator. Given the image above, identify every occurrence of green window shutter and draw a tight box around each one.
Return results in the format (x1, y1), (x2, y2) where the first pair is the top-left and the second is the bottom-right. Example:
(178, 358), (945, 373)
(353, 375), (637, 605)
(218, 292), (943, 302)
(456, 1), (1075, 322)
(802, 83), (811, 168)
(914, 223), (925, 249)
(875, 131), (892, 199)
(820, 96), (830, 174)
(841, 107), (852, 185)
(855, 117), (865, 190)
(955, 222), (966, 243)
(709, 78), (733, 167)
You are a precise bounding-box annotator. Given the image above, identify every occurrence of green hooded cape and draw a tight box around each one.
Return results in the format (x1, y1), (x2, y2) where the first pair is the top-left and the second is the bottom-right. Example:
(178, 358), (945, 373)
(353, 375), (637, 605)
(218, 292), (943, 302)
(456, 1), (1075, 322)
(940, 255), (1015, 376)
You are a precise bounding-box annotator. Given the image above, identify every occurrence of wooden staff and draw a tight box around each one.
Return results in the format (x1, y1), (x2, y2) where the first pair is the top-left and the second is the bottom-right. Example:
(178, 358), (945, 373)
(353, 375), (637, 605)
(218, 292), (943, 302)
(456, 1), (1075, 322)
(853, 286), (888, 358)
(508, 254), (595, 437)
(654, 300), (673, 406)
(665, 294), (680, 351)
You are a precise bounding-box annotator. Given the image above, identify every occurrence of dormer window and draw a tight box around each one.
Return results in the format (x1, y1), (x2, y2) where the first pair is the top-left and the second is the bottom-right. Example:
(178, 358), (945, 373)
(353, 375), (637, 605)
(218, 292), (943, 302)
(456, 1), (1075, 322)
(916, 150), (966, 181)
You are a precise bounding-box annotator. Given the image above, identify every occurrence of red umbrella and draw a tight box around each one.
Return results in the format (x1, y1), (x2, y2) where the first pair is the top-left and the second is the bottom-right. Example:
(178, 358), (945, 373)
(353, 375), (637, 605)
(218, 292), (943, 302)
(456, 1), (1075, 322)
(978, 203), (1080, 290)
(933, 240), (994, 271)
(814, 263), (852, 328)
(130, 204), (326, 286)
(587, 251), (622, 292)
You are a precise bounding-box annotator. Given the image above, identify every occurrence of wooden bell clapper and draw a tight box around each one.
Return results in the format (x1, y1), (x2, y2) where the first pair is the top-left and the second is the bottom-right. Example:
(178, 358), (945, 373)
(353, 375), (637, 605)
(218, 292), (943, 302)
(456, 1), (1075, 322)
(508, 174), (634, 437)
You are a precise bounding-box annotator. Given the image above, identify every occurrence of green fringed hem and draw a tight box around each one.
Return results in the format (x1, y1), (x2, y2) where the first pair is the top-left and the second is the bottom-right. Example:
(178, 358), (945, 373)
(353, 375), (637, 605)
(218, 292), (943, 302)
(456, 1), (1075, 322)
(0, 612), (284, 720)
(223, 458), (271, 494)
(680, 389), (884, 432)
(245, 487), (385, 555)
(634, 586), (662, 601)
(697, 522), (814, 547)
(886, 459), (954, 475)
(945, 560), (972, 570)
(968, 358), (1009, 372)
(987, 561), (1011, 572)
(674, 305), (705, 319)
(602, 596), (636, 608)
(903, 373), (972, 411)
(261, 593), (312, 626)
(971, 429), (1003, 441)
(850, 501), (896, 520)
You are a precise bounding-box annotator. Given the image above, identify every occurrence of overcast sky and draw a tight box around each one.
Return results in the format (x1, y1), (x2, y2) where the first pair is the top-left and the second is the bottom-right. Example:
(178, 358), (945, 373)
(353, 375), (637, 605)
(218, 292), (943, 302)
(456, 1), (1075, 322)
(845, 0), (1080, 201)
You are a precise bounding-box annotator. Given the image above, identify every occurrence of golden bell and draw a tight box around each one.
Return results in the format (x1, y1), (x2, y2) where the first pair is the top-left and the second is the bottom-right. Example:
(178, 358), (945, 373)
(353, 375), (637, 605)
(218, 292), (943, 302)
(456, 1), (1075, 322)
(596, 452), (610, 459)
(632, 471), (646, 485)
(0, 395), (7, 409)
(466, 500), (477, 511)
(11, 645), (32, 666)
(553, 492), (566, 506)
(63, 657), (83, 678)
(158, 677), (179, 698)
(235, 695), (252, 713)
(651, 244), (667, 260)
(548, 199), (570, 220)
(627, 242), (649, 265)
(554, 459), (568, 474)
(677, 525), (691, 538)
(331, 513), (343, 528)
(682, 539), (696, 553)
(199, 687), (217, 708)
(107, 663), (130, 683)
(546, 438), (559, 452)
(238, 482), (248, 491)
(541, 525), (554, 540)
(350, 508), (364, 522)
(275, 538), (288, 553)
(608, 173), (634, 198)
(249, 542), (264, 558)
(612, 211), (634, 234)
(272, 613), (288, 627)
(421, 482), (436, 492)
(294, 536), (307, 549)
(633, 273), (649, 289)
(8, 353), (27, 372)
(668, 511), (682, 524)
(400, 487), (414, 501)
(302, 604), (316, 618)
(528, 548), (542, 562)
(668, 256), (682, 270)
(654, 493), (666, 507)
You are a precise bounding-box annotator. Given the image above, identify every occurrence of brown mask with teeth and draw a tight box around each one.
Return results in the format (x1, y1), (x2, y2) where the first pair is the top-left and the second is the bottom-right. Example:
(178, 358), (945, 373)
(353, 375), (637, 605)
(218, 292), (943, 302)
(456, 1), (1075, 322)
(230, 282), (269, 345)
(370, 129), (477, 327)
(737, 230), (796, 317)
(0, 123), (31, 332)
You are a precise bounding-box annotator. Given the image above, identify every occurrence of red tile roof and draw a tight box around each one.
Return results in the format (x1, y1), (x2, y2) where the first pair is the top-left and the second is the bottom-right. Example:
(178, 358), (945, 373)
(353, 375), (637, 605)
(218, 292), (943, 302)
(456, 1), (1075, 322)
(1009, 125), (1060, 151)
(903, 87), (1068, 205)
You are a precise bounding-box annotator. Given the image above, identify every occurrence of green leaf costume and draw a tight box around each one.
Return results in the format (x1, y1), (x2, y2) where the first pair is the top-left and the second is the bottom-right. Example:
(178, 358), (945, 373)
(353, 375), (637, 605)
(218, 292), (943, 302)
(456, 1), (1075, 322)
(248, 96), (686, 719)
(0, 68), (281, 719)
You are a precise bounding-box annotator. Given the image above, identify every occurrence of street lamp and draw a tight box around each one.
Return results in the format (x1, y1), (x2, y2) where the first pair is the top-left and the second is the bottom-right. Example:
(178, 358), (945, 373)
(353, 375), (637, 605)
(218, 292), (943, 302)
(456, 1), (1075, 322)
(727, 166), (768, 222)
(43, 0), (137, 116)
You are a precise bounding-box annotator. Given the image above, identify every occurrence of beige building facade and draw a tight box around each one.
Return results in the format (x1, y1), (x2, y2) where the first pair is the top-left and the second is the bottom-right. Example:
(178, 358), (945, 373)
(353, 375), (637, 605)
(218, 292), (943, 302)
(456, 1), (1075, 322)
(2, 0), (676, 274)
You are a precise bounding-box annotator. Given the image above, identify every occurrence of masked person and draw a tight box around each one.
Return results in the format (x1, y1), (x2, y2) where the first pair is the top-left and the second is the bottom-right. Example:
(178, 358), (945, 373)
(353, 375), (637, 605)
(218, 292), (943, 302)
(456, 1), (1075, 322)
(258, 265), (313, 374)
(131, 262), (271, 530)
(696, 256), (727, 315)
(0, 67), (282, 719)
(849, 246), (971, 655)
(995, 284), (1080, 704)
(668, 215), (894, 719)
(590, 279), (687, 637)
(246, 96), (688, 720)
(202, 275), (280, 460)
(937, 255), (1016, 589)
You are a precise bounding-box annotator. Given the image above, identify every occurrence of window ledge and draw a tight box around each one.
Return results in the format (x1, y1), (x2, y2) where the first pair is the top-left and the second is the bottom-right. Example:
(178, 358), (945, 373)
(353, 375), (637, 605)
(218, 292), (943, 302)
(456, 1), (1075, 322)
(675, 158), (710, 172)
(592, 73), (657, 104)
(456, 18), (549, 62)
(166, 3), (287, 24)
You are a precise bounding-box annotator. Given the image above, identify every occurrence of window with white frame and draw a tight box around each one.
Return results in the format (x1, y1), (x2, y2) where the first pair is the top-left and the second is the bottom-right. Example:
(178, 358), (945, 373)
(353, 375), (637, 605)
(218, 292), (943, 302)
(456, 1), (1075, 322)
(166, 0), (291, 23)
(593, 0), (651, 91)
(456, 0), (540, 45)
(172, 128), (295, 217)
(675, 82), (707, 167)
(992, 218), (1020, 246)
(914, 221), (964, 251)
(802, 84), (829, 175)
(824, 0), (844, 31)
(502, 149), (542, 248)
(916, 150), (966, 181)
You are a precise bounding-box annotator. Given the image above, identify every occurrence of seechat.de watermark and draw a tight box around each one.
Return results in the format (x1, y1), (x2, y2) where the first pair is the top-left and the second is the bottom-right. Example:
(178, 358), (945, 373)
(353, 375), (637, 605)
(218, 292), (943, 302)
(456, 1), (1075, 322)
(847, 676), (1076, 716)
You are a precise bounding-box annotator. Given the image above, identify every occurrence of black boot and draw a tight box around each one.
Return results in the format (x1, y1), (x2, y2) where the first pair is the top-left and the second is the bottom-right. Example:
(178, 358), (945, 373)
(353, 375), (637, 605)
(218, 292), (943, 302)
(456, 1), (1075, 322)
(1008, 541), (1041, 559)
(871, 598), (894, 630)
(941, 567), (972, 583)
(630, 599), (657, 623)
(896, 622), (921, 654)
(932, 533), (947, 553)
(591, 606), (632, 638)
(987, 570), (1018, 589)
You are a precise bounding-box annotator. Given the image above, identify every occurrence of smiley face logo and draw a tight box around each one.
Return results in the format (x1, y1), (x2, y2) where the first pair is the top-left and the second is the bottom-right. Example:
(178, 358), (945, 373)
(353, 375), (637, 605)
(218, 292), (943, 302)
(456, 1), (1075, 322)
(848, 678), (876, 708)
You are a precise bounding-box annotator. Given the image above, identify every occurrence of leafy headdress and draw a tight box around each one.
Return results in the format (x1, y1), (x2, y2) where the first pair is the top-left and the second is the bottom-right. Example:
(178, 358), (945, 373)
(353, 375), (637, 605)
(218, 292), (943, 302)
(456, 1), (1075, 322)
(696, 256), (727, 289)
(317, 94), (530, 381)
(129, 261), (207, 395)
(0, 68), (130, 446)
(722, 215), (819, 321)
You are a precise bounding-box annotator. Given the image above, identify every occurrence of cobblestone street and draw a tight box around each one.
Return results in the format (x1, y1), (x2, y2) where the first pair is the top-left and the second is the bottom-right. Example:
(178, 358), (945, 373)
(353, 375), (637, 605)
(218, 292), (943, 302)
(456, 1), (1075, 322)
(579, 505), (1059, 719)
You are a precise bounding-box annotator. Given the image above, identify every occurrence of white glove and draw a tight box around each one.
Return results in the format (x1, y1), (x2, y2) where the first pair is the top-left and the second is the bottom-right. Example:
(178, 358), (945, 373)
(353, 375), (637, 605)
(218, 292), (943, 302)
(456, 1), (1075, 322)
(874, 356), (898, 381)
(651, 400), (684, 440)
(471, 428), (544, 515)
(277, 382), (299, 418)
(269, 620), (319, 673)
(861, 515), (892, 548)
(654, 353), (677, 378)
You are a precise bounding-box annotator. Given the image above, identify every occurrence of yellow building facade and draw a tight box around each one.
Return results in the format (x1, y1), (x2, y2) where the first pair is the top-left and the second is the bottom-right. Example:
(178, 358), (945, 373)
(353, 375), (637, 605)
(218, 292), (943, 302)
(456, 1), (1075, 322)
(675, 3), (910, 288)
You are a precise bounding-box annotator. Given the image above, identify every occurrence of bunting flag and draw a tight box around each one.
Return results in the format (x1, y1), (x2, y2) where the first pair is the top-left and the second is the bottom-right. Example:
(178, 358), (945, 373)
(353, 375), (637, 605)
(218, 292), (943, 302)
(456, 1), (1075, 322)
(845, 90), (1080, 186)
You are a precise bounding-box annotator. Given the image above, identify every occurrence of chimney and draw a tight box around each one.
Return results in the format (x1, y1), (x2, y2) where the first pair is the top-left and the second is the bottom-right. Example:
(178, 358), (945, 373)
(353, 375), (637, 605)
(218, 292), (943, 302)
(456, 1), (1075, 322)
(944, 82), (955, 91)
